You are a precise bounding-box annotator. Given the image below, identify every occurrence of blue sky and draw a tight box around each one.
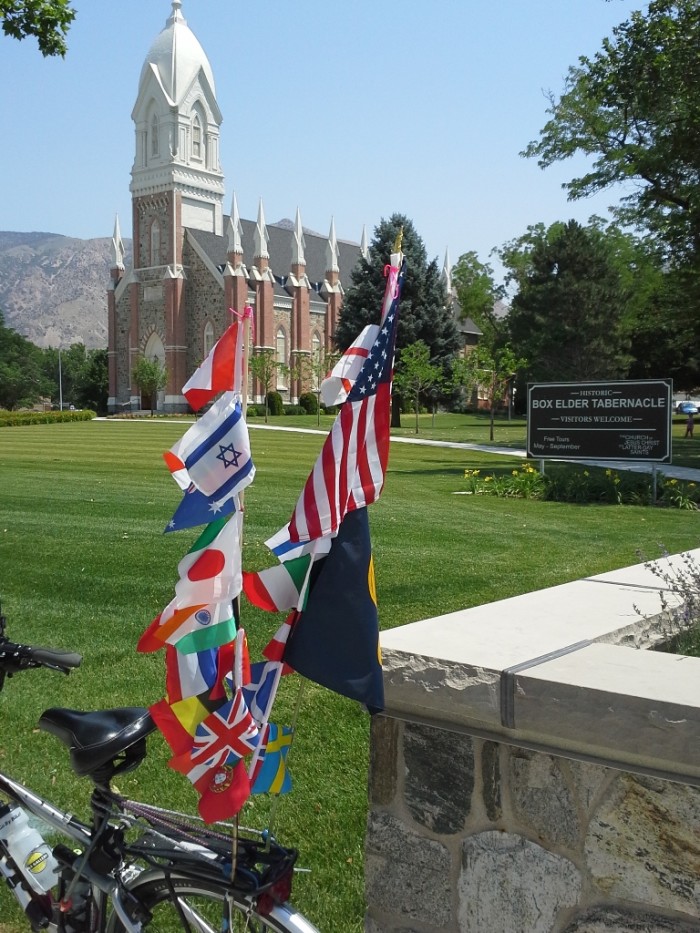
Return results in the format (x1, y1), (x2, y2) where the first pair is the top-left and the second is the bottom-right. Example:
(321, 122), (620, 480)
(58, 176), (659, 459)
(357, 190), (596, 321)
(2, 0), (642, 287)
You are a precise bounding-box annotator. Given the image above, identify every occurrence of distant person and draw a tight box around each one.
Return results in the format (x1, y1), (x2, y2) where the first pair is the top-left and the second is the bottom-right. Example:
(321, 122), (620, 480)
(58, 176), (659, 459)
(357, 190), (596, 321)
(685, 411), (695, 438)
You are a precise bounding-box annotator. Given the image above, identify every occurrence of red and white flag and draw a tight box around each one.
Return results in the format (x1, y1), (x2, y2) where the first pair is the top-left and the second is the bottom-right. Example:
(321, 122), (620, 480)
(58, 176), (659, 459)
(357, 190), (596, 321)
(286, 261), (405, 542)
(182, 318), (244, 411)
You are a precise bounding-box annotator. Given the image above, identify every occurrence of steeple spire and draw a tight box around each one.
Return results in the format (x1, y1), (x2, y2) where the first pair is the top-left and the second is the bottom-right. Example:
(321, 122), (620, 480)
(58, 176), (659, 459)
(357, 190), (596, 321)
(292, 207), (306, 267)
(442, 248), (452, 294)
(111, 214), (125, 271)
(360, 224), (369, 262)
(325, 217), (339, 274)
(168, 0), (185, 25)
(227, 192), (244, 255)
(254, 198), (270, 260)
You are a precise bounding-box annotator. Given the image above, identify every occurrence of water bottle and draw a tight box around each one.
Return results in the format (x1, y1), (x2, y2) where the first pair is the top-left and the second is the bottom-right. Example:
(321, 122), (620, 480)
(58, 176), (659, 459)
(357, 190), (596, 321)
(0, 804), (58, 893)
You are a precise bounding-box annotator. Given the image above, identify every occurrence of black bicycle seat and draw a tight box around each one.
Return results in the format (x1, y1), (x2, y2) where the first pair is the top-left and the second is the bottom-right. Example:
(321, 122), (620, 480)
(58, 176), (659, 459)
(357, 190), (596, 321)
(38, 707), (156, 779)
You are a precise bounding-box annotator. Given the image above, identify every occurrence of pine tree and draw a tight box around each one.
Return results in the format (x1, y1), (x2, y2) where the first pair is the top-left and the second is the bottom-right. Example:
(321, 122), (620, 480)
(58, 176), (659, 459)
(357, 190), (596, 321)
(336, 214), (459, 363)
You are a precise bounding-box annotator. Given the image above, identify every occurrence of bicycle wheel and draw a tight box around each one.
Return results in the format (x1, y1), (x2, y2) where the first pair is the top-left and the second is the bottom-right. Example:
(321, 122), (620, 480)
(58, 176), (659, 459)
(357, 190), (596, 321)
(108, 870), (320, 933)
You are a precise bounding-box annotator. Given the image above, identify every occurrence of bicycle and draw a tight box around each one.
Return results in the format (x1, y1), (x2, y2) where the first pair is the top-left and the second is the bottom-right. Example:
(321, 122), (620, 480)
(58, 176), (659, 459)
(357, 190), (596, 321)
(0, 604), (320, 933)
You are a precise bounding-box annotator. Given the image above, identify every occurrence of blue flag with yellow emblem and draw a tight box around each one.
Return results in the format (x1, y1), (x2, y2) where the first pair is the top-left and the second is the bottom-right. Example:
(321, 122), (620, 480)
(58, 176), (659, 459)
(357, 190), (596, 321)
(283, 507), (383, 712)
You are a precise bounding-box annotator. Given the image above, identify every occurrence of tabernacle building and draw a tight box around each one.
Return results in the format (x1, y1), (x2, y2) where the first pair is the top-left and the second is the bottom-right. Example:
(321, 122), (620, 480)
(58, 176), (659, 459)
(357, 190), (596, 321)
(107, 1), (362, 413)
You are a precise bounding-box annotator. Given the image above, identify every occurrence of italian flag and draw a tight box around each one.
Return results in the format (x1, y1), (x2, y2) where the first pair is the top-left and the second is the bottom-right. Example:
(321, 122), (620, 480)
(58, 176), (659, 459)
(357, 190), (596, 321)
(242, 555), (312, 613)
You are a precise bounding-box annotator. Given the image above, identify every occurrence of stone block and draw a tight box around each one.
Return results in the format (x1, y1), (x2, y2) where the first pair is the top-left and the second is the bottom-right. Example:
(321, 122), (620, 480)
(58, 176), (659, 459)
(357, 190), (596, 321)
(403, 722), (474, 834)
(481, 741), (502, 822)
(585, 774), (700, 917)
(365, 811), (452, 927)
(509, 750), (581, 849)
(459, 831), (581, 932)
(561, 906), (700, 931)
(369, 715), (399, 806)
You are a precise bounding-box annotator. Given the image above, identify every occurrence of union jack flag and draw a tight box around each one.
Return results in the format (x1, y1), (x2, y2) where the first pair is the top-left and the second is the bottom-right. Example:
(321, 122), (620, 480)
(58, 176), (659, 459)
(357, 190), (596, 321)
(286, 260), (405, 543)
(170, 688), (259, 776)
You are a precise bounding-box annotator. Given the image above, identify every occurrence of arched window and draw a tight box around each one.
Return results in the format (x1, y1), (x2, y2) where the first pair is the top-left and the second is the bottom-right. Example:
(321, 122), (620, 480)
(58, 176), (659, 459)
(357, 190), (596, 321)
(312, 331), (322, 388)
(276, 328), (287, 388)
(276, 328), (287, 367)
(150, 220), (161, 266)
(150, 113), (159, 158)
(203, 321), (215, 359)
(192, 115), (202, 160)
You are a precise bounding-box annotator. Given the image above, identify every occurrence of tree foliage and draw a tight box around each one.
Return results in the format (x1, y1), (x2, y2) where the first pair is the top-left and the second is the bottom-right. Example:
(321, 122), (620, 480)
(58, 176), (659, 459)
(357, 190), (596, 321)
(0, 310), (52, 409)
(393, 341), (444, 434)
(452, 344), (526, 441)
(336, 214), (459, 364)
(1, 0), (76, 56)
(503, 220), (631, 384)
(248, 348), (283, 423)
(451, 251), (504, 347)
(336, 214), (459, 426)
(288, 348), (340, 425)
(132, 356), (167, 414)
(523, 0), (700, 262)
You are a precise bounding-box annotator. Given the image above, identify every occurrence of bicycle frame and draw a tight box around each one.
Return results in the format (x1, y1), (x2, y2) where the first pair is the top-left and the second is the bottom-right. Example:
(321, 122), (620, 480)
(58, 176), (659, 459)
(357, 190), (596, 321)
(0, 768), (144, 933)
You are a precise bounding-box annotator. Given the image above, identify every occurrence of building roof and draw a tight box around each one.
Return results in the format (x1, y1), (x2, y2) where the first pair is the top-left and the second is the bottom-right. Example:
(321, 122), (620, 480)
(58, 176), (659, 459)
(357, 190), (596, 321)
(188, 217), (362, 298)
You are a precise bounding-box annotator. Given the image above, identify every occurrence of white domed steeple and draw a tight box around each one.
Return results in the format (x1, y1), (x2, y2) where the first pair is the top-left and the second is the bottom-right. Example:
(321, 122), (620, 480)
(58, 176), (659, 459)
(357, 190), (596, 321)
(130, 1), (225, 238)
(139, 1), (215, 104)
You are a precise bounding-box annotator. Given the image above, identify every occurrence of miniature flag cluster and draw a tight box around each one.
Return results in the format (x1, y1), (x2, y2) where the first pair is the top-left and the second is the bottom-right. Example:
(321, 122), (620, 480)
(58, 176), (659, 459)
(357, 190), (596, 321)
(141, 251), (406, 823)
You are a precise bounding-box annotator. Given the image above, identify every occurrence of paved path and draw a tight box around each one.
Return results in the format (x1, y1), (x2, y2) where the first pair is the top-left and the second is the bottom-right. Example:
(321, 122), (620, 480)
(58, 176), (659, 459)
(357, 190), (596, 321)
(387, 434), (700, 482)
(100, 417), (700, 482)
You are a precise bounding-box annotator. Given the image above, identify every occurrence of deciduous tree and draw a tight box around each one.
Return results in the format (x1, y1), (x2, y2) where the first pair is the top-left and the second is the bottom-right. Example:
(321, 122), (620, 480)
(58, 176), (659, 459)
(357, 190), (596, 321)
(523, 0), (700, 262)
(451, 251), (504, 347)
(132, 356), (167, 415)
(1, 0), (76, 56)
(503, 220), (630, 386)
(393, 341), (444, 434)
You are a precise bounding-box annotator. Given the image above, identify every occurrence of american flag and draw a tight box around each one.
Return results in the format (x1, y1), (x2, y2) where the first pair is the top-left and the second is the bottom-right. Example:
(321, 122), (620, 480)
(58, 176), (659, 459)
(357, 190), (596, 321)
(287, 260), (406, 543)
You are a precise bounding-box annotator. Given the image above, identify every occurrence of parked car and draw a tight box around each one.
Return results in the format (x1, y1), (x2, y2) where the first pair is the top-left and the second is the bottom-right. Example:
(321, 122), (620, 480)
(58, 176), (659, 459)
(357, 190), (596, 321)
(676, 401), (699, 415)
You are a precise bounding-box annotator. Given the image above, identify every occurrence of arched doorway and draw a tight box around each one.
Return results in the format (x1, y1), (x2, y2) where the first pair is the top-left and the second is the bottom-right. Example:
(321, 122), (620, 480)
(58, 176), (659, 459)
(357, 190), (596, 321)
(142, 332), (166, 412)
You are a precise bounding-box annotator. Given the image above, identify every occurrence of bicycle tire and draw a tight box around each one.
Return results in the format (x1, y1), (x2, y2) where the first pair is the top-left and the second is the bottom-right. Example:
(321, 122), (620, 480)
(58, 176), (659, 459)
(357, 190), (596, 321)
(107, 870), (321, 933)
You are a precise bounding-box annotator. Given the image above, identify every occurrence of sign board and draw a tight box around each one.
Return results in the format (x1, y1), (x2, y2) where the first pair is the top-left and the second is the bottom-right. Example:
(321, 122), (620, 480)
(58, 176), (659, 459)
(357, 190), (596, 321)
(527, 379), (672, 462)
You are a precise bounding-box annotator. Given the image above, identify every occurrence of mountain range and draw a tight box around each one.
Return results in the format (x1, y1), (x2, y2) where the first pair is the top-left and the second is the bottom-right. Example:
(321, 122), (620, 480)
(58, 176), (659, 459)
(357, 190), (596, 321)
(0, 231), (133, 349)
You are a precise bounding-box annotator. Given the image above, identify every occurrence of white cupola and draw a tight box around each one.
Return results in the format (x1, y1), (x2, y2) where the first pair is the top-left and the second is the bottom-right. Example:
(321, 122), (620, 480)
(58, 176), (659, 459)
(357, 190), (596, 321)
(130, 0), (224, 235)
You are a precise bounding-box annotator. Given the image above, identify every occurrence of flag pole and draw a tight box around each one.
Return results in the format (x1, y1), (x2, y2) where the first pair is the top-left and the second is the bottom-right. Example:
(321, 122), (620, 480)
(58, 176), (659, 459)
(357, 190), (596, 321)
(265, 678), (306, 844)
(231, 305), (252, 883)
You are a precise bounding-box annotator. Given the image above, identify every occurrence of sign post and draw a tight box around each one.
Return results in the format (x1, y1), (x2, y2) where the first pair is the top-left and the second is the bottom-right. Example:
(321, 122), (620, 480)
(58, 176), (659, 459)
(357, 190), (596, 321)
(527, 379), (672, 463)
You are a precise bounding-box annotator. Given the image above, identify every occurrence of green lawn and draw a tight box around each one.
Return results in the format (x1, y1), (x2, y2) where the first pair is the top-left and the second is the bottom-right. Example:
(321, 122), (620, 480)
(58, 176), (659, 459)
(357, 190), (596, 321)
(247, 408), (700, 467)
(0, 420), (699, 931)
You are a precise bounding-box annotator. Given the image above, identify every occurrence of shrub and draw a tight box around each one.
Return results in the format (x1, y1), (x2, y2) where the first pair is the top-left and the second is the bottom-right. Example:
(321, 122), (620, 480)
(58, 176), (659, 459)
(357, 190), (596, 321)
(298, 392), (318, 414)
(284, 405), (306, 415)
(637, 549), (700, 656)
(266, 391), (284, 416)
(0, 410), (95, 427)
(461, 463), (697, 510)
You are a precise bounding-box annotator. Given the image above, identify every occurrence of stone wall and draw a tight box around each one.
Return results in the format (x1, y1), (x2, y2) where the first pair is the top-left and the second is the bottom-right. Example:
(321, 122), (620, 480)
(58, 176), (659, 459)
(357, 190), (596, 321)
(367, 551), (700, 933)
(366, 718), (700, 932)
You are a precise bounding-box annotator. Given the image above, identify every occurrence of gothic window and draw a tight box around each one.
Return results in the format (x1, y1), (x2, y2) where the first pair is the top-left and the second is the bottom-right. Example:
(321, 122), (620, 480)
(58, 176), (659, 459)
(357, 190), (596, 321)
(203, 321), (215, 359)
(150, 220), (161, 266)
(276, 327), (287, 388)
(312, 331), (322, 388)
(192, 115), (202, 160)
(150, 114), (159, 158)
